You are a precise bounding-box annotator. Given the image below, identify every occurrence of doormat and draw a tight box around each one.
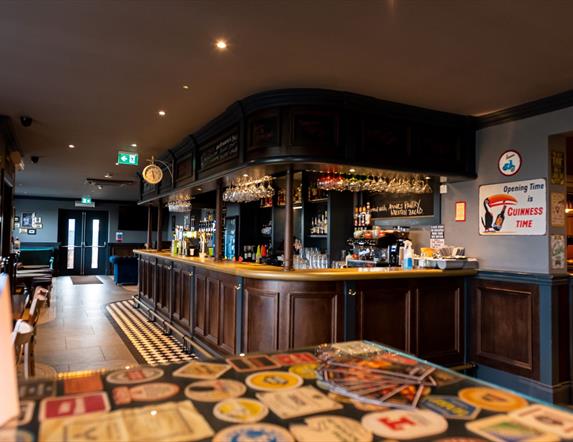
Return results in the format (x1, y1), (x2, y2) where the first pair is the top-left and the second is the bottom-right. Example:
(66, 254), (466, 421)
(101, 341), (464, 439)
(105, 300), (196, 365)
(70, 276), (103, 285)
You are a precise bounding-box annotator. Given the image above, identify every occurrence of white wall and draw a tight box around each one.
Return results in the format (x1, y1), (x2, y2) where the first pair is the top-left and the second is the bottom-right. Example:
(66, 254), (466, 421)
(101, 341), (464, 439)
(442, 106), (573, 274)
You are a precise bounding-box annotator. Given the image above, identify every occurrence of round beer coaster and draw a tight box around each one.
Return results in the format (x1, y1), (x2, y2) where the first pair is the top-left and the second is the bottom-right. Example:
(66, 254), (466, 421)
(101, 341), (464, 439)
(328, 392), (354, 404)
(213, 423), (294, 442)
(245, 371), (303, 391)
(435, 439), (487, 442)
(184, 379), (246, 402)
(213, 398), (269, 424)
(289, 363), (318, 380)
(361, 409), (448, 440)
(291, 415), (373, 442)
(106, 366), (164, 385)
(458, 387), (528, 412)
(351, 399), (388, 412)
(129, 382), (179, 402)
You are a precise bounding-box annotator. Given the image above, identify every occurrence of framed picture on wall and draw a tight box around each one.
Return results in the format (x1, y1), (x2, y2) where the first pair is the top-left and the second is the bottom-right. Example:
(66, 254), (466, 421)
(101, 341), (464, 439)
(33, 216), (42, 224)
(14, 216), (19, 223)
(27, 229), (36, 235)
(33, 224), (43, 229)
(18, 228), (27, 234)
(21, 213), (34, 228)
(14, 223), (20, 229)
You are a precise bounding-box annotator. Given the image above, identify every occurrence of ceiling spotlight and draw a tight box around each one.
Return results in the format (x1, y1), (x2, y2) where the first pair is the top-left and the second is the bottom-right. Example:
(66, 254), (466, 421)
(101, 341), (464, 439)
(68, 144), (75, 149)
(104, 172), (113, 178)
(115, 162), (119, 166)
(349, 168), (356, 173)
(158, 110), (166, 117)
(131, 143), (137, 147)
(242, 173), (249, 177)
(182, 85), (190, 90)
(215, 39), (228, 50)
(196, 187), (202, 191)
(97, 185), (103, 190)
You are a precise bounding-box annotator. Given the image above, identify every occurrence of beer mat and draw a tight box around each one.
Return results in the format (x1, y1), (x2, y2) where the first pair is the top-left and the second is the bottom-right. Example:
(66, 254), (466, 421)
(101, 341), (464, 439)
(105, 300), (197, 366)
(39, 401), (214, 442)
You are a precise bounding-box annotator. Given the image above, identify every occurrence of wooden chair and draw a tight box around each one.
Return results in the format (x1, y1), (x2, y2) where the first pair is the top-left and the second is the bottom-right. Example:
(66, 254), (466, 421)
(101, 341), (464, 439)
(15, 289), (47, 378)
(11, 319), (34, 379)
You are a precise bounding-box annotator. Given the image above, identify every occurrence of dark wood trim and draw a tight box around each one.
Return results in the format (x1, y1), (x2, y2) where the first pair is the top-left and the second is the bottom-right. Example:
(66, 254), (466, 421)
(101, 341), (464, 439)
(283, 165), (293, 271)
(146, 205), (153, 249)
(477, 88), (573, 128)
(156, 201), (163, 250)
(215, 180), (223, 261)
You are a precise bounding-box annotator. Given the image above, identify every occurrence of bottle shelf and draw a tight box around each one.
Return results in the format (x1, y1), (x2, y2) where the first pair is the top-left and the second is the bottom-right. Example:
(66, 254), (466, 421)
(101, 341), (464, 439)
(307, 234), (328, 238)
(307, 198), (328, 204)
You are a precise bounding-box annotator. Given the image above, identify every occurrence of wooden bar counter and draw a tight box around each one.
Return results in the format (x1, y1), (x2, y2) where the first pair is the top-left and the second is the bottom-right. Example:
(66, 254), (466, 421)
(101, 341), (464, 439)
(135, 249), (476, 366)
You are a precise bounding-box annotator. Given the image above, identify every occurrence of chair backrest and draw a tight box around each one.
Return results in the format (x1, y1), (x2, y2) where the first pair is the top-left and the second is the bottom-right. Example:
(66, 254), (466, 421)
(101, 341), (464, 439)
(28, 295), (46, 327)
(11, 320), (34, 364)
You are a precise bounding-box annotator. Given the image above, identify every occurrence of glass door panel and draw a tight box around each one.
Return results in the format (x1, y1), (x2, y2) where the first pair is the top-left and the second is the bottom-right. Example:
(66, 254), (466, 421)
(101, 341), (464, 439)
(58, 209), (108, 275)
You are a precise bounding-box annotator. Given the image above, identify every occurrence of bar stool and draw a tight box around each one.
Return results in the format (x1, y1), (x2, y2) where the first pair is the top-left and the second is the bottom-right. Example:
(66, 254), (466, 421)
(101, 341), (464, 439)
(11, 319), (35, 379)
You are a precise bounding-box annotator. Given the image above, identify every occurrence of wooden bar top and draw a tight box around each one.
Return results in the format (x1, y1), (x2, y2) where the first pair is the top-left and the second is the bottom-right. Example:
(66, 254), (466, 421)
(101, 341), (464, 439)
(134, 249), (477, 281)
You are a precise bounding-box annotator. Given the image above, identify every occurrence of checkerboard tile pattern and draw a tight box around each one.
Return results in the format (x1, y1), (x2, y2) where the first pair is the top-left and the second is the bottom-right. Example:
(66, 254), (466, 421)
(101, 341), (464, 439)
(106, 300), (196, 366)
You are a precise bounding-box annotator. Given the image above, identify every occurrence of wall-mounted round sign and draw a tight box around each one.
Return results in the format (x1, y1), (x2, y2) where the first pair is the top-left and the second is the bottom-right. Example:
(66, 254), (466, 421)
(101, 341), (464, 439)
(498, 150), (522, 176)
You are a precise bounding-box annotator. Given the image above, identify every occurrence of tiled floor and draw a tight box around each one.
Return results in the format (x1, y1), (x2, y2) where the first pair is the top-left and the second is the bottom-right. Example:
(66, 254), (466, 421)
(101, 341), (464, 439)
(35, 276), (138, 373)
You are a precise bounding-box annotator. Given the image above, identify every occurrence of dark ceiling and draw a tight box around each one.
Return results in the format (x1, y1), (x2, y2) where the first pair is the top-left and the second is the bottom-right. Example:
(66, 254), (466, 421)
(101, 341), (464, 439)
(1, 0), (573, 200)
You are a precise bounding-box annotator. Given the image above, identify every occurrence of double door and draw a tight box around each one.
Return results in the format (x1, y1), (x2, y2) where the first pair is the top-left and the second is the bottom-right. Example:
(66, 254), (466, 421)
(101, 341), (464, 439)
(58, 209), (109, 275)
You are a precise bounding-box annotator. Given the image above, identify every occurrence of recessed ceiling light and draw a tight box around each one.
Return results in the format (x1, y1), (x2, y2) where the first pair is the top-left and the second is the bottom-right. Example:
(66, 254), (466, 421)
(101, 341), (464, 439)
(104, 172), (113, 178)
(196, 187), (202, 191)
(242, 173), (249, 177)
(158, 110), (166, 117)
(182, 85), (190, 90)
(131, 143), (137, 147)
(215, 39), (228, 50)
(97, 185), (103, 190)
(68, 144), (75, 149)
(349, 168), (356, 173)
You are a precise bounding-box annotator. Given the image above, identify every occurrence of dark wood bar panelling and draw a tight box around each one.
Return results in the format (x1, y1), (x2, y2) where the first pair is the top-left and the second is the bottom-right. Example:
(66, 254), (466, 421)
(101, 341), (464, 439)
(194, 268), (207, 337)
(138, 253), (468, 363)
(172, 262), (192, 332)
(471, 279), (540, 379)
(355, 278), (465, 366)
(155, 258), (171, 317)
(356, 280), (412, 352)
(415, 278), (464, 365)
(281, 282), (344, 349)
(243, 280), (280, 353)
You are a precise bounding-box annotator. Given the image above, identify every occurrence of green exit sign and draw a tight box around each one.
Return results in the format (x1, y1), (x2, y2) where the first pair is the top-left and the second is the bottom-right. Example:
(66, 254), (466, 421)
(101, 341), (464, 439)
(117, 152), (139, 166)
(81, 196), (92, 204)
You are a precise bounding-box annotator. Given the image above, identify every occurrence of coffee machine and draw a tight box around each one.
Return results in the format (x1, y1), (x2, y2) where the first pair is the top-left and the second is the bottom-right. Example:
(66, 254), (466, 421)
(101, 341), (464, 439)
(346, 229), (409, 267)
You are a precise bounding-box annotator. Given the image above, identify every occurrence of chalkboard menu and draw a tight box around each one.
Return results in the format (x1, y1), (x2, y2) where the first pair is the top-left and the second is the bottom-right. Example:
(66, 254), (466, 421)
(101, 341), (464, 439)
(370, 192), (435, 219)
(199, 132), (239, 170)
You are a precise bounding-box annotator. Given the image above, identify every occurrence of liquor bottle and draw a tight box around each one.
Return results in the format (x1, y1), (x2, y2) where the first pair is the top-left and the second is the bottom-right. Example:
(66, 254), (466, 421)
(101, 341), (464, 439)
(365, 202), (371, 227)
(256, 245), (262, 263)
(354, 207), (359, 227)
